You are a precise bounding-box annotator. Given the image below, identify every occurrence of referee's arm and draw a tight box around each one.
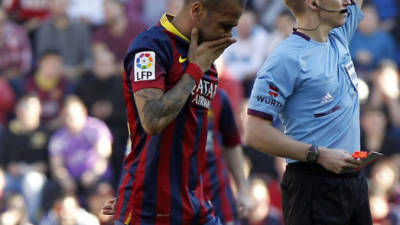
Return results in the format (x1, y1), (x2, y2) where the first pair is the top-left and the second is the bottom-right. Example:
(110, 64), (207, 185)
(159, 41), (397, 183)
(244, 115), (362, 174)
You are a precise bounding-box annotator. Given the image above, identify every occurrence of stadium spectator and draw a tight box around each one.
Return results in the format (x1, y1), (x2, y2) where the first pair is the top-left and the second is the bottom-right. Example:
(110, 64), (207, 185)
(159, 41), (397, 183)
(75, 47), (128, 189)
(350, 3), (397, 77)
(2, 0), (51, 33)
(126, 0), (167, 27)
(368, 61), (400, 127)
(372, 0), (397, 22)
(0, 94), (49, 223)
(242, 177), (283, 225)
(67, 0), (104, 26)
(368, 159), (400, 225)
(248, 0), (286, 31)
(359, 107), (400, 176)
(0, 78), (16, 129)
(0, 193), (32, 225)
(48, 96), (112, 207)
(390, 6), (400, 67)
(92, 0), (145, 64)
(222, 10), (269, 97)
(3, 0), (50, 23)
(39, 193), (100, 225)
(35, 0), (92, 80)
(0, 7), (32, 80)
(215, 58), (245, 134)
(360, 107), (388, 153)
(87, 182), (114, 225)
(265, 10), (295, 58)
(25, 50), (73, 129)
(0, 168), (5, 209)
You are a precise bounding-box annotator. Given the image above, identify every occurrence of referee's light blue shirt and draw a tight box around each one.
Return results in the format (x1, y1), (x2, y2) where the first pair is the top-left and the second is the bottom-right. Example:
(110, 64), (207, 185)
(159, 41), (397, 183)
(248, 4), (364, 162)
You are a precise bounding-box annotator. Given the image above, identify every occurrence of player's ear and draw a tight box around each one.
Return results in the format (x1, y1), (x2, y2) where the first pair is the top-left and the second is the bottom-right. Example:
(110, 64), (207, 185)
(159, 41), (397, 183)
(191, 1), (206, 19)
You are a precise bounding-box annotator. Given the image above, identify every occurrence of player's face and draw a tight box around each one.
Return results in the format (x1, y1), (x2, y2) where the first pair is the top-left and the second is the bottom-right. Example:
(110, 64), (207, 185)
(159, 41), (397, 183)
(196, 1), (242, 42)
(319, 0), (351, 28)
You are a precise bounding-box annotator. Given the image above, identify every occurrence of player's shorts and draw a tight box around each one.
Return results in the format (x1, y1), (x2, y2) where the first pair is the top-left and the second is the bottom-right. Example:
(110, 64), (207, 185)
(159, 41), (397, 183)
(204, 216), (223, 225)
(281, 162), (372, 225)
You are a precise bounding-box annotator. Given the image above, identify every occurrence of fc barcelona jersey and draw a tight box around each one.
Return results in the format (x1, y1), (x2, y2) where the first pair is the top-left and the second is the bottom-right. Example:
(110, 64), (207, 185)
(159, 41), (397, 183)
(116, 14), (219, 225)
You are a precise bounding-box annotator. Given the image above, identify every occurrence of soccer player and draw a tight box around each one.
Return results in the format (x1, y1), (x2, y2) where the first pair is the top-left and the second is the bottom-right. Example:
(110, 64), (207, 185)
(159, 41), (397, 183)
(201, 89), (250, 225)
(245, 0), (371, 225)
(104, 89), (251, 224)
(115, 0), (244, 225)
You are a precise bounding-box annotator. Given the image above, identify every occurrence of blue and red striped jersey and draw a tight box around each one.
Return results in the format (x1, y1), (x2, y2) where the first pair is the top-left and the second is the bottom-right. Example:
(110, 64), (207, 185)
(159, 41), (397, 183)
(203, 89), (241, 225)
(116, 14), (219, 225)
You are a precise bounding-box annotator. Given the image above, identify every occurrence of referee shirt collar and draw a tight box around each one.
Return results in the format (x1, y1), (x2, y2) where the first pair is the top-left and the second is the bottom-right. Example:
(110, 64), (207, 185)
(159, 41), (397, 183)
(292, 28), (311, 41)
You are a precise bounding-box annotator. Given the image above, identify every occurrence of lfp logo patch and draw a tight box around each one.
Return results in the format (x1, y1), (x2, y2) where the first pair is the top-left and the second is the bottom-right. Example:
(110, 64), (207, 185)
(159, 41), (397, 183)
(134, 51), (156, 82)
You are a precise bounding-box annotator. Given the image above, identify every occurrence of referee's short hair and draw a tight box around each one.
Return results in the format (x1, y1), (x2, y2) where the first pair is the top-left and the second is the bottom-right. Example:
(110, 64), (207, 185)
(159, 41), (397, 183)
(283, 0), (306, 16)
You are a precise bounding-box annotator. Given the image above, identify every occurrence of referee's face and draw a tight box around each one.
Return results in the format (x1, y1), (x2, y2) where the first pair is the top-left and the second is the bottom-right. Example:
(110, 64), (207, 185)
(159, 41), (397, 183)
(196, 1), (242, 42)
(319, 0), (351, 28)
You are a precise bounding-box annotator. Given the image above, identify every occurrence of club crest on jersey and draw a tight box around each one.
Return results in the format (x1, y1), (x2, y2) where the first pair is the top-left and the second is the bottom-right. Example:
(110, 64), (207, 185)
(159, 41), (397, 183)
(191, 79), (217, 109)
(134, 51), (155, 82)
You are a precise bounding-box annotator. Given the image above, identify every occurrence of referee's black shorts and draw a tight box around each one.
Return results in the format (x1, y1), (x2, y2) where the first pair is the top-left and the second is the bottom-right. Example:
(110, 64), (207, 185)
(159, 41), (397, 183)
(281, 162), (372, 225)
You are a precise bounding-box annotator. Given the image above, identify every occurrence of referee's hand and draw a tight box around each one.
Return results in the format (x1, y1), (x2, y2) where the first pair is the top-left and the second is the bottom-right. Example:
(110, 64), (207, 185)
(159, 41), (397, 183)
(317, 148), (362, 174)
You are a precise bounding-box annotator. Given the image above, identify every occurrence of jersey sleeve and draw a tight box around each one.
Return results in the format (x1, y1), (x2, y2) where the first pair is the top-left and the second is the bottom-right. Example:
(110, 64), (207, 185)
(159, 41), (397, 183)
(218, 90), (241, 147)
(123, 29), (172, 93)
(247, 52), (298, 121)
(331, 2), (364, 45)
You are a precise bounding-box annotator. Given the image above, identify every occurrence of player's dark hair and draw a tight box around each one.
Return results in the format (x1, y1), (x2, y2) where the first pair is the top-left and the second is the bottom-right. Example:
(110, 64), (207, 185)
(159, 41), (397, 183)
(184, 0), (245, 10)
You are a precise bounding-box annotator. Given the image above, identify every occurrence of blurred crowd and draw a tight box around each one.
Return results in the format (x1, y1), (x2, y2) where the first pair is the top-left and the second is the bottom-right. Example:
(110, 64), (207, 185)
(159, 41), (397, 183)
(0, 0), (399, 224)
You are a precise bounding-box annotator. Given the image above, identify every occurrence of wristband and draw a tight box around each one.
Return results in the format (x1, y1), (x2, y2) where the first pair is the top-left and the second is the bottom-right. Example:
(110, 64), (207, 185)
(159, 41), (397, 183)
(185, 62), (204, 84)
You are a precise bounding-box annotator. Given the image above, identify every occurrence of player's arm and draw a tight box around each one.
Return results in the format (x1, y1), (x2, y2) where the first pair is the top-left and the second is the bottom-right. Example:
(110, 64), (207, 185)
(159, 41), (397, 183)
(244, 115), (362, 174)
(134, 77), (195, 135)
(135, 29), (235, 134)
(225, 145), (247, 190)
(224, 144), (251, 217)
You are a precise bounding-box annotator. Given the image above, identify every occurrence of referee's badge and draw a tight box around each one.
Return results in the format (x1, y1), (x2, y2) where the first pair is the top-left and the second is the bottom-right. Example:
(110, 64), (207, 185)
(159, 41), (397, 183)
(345, 60), (358, 91)
(134, 51), (156, 82)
